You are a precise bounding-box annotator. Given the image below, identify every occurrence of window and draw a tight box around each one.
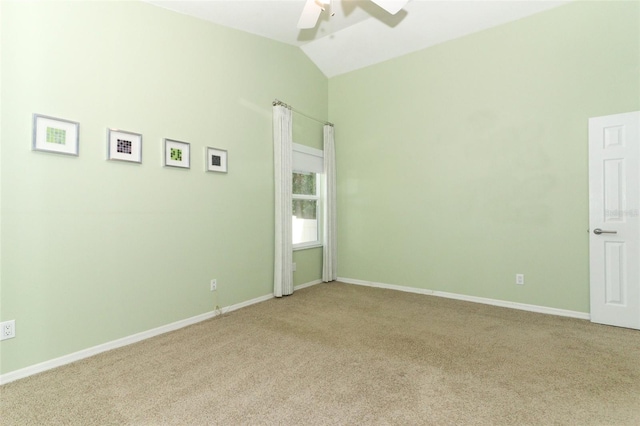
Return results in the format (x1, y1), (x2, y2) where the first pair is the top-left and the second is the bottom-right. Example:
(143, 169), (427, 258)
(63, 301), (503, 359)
(293, 172), (320, 247)
(292, 143), (323, 249)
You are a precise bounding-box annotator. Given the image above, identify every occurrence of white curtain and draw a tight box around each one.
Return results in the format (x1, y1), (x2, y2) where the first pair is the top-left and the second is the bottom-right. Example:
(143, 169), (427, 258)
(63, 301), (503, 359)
(322, 124), (337, 282)
(273, 104), (294, 297)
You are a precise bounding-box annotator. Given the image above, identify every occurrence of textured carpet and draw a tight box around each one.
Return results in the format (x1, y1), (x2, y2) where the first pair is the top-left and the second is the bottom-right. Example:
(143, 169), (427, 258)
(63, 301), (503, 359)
(1, 282), (639, 425)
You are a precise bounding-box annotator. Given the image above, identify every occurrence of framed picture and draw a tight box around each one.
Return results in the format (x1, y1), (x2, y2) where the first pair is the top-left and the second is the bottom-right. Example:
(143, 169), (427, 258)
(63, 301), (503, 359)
(32, 114), (79, 156)
(164, 139), (190, 169)
(206, 147), (228, 173)
(107, 129), (142, 163)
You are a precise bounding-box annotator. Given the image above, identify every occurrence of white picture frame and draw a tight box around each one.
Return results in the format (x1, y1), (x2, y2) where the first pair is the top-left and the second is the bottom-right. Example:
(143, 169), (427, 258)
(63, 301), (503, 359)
(206, 147), (228, 173)
(107, 129), (142, 163)
(32, 114), (79, 156)
(164, 139), (190, 169)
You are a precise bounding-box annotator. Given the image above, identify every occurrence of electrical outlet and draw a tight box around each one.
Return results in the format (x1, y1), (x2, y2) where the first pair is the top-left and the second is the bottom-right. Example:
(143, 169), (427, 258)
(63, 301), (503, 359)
(516, 274), (525, 285)
(292, 263), (296, 272)
(1, 320), (15, 341)
(210, 279), (217, 291)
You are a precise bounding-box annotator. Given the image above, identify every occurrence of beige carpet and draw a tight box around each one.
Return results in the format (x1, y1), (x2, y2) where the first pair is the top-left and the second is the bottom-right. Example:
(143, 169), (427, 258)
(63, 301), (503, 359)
(1, 282), (639, 425)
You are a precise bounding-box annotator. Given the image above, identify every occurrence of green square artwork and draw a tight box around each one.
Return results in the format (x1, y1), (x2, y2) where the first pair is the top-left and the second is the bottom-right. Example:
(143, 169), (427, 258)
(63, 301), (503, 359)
(46, 127), (66, 145)
(171, 148), (182, 161)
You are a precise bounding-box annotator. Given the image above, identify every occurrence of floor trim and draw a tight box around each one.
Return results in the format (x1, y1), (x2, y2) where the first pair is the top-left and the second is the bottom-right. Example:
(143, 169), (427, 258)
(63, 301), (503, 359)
(0, 280), (323, 385)
(338, 277), (590, 320)
(4, 277), (583, 384)
(294, 279), (323, 291)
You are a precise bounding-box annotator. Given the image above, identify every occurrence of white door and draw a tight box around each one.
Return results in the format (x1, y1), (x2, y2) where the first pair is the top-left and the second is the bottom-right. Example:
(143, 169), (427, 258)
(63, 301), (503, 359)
(589, 111), (640, 329)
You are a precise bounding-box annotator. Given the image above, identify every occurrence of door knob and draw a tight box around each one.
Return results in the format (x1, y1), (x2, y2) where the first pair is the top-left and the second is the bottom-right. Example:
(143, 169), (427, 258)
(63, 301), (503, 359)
(593, 228), (617, 235)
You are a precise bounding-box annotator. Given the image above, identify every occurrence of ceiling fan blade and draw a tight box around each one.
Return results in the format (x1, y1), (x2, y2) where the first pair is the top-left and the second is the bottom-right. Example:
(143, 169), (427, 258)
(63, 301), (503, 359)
(370, 0), (409, 15)
(297, 0), (323, 29)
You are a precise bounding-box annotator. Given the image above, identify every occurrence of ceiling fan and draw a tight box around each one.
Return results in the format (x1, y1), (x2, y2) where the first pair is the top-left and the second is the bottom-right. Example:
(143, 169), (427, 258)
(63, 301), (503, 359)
(297, 0), (410, 29)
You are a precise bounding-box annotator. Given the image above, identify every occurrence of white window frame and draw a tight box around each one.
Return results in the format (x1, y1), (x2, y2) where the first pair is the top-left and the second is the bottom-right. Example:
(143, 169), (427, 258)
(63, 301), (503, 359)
(292, 143), (323, 251)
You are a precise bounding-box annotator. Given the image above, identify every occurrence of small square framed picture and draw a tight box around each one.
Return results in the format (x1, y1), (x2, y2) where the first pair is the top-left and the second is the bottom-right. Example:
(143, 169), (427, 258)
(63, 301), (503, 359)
(164, 139), (190, 169)
(107, 129), (142, 163)
(32, 114), (79, 156)
(206, 147), (228, 173)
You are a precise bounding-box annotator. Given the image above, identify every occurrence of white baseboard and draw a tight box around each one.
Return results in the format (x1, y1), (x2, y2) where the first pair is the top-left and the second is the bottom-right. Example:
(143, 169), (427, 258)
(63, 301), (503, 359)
(5, 277), (579, 385)
(0, 279), (322, 385)
(294, 279), (323, 291)
(338, 277), (436, 296)
(338, 277), (591, 320)
(0, 310), (215, 385)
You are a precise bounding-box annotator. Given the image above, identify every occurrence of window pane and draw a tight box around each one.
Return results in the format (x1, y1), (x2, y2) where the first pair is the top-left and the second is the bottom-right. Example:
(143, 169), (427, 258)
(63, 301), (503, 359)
(293, 172), (316, 196)
(292, 199), (317, 244)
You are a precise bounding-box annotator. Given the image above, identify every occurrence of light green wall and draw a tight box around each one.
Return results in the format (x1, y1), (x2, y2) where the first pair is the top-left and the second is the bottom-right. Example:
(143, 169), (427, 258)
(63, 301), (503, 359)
(294, 248), (323, 286)
(329, 1), (640, 313)
(0, 1), (327, 374)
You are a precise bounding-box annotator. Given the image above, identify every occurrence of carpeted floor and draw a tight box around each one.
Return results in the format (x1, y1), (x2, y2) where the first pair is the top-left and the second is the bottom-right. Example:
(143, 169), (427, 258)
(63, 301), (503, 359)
(1, 282), (639, 425)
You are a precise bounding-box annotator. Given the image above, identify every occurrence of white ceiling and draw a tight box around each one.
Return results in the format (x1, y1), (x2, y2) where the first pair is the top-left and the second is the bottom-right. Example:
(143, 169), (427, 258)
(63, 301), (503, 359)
(145, 0), (568, 77)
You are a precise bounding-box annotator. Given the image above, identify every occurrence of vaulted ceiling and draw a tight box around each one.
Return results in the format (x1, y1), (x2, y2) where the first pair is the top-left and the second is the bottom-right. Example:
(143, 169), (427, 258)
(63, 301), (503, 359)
(145, 0), (568, 77)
